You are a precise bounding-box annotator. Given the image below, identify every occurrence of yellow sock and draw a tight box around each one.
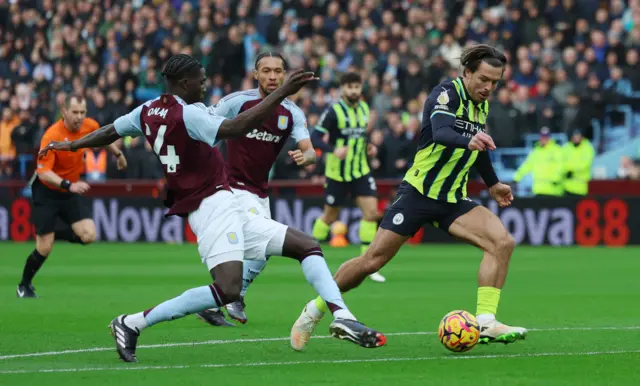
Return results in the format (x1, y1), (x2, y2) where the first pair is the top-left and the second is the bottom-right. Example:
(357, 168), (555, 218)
(476, 286), (501, 316)
(312, 218), (331, 241)
(359, 220), (377, 255)
(315, 296), (329, 313)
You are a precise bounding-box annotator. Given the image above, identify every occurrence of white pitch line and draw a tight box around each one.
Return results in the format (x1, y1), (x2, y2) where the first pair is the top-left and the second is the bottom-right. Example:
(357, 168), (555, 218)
(1, 326), (639, 361)
(3, 349), (640, 375)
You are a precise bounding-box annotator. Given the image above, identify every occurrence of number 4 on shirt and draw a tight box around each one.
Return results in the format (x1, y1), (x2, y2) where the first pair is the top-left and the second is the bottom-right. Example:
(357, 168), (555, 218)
(146, 123), (181, 173)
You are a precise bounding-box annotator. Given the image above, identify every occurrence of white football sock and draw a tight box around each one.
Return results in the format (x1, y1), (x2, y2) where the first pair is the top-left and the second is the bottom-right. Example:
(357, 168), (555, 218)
(300, 255), (348, 311)
(124, 312), (149, 333)
(333, 308), (356, 321)
(476, 313), (496, 326)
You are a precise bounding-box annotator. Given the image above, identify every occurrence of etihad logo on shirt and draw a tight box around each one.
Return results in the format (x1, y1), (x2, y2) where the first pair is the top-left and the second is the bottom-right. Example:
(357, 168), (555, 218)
(147, 107), (168, 119)
(340, 127), (367, 138)
(246, 129), (282, 143)
(455, 119), (485, 138)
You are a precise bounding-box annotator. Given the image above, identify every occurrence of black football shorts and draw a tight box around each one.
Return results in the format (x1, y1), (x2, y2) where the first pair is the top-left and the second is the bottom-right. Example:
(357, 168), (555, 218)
(380, 181), (479, 236)
(31, 178), (92, 235)
(324, 173), (377, 207)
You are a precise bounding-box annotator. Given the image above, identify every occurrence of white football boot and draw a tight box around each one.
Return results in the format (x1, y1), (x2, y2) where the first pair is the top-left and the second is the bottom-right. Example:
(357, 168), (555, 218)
(478, 318), (528, 344)
(290, 303), (323, 351)
(368, 272), (386, 282)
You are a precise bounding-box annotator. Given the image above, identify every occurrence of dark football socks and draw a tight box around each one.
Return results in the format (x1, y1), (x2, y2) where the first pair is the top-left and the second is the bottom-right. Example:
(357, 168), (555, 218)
(20, 249), (48, 286)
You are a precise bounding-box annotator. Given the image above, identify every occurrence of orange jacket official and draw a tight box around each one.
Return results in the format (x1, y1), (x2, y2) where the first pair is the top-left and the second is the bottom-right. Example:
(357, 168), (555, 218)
(37, 118), (100, 191)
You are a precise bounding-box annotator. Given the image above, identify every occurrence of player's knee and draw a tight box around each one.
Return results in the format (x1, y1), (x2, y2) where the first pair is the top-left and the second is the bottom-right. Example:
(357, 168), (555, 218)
(36, 243), (53, 257)
(494, 232), (515, 261)
(36, 236), (54, 256)
(362, 211), (379, 222)
(78, 228), (96, 244)
(322, 210), (339, 224)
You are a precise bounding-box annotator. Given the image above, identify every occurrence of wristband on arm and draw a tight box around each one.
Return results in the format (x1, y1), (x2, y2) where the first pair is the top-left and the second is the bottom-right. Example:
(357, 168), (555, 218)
(60, 179), (71, 191)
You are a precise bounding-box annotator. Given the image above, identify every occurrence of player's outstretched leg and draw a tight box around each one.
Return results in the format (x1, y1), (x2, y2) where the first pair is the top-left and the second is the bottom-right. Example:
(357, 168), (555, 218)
(222, 258), (269, 324)
(448, 206), (527, 344)
(291, 228), (407, 351)
(109, 259), (243, 362)
(283, 228), (386, 350)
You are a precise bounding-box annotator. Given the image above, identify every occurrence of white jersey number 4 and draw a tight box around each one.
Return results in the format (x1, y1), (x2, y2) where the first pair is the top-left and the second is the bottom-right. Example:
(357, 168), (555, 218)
(147, 123), (181, 173)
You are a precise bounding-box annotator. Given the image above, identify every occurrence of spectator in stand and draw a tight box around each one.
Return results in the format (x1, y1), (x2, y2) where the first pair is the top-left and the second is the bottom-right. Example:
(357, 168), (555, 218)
(380, 120), (412, 178)
(0, 0), (639, 184)
(618, 156), (640, 180)
(0, 107), (20, 178)
(488, 88), (523, 148)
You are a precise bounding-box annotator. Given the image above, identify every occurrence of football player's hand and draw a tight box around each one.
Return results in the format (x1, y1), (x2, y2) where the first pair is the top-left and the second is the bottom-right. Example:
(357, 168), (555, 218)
(468, 132), (496, 151)
(489, 183), (513, 208)
(280, 69), (319, 96)
(70, 181), (90, 195)
(288, 150), (306, 166)
(334, 146), (348, 160)
(366, 143), (377, 157)
(38, 140), (72, 157)
(116, 153), (128, 170)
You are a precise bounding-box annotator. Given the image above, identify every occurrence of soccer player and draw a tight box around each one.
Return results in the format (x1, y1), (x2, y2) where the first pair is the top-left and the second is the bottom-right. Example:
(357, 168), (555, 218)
(41, 55), (385, 362)
(17, 94), (127, 298)
(200, 52), (316, 326)
(291, 44), (527, 350)
(311, 72), (385, 283)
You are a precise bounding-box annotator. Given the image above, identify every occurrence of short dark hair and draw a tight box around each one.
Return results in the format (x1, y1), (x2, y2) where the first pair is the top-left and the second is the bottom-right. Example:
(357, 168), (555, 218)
(460, 44), (507, 72)
(161, 54), (203, 81)
(64, 93), (85, 108)
(255, 52), (288, 70)
(340, 72), (362, 85)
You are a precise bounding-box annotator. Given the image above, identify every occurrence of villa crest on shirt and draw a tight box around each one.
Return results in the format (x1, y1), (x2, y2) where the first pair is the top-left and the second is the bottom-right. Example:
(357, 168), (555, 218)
(209, 88), (309, 198)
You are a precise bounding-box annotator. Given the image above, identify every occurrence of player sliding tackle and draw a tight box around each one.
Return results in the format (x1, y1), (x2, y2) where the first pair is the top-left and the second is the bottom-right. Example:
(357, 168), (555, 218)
(40, 54), (386, 362)
(197, 52), (318, 326)
(291, 44), (527, 350)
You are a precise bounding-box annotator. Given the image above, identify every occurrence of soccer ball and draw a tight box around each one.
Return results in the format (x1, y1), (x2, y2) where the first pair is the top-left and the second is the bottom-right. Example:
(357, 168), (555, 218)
(438, 310), (480, 352)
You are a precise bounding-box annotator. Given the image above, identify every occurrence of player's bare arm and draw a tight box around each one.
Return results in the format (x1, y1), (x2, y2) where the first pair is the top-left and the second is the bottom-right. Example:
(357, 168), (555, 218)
(39, 124), (121, 156)
(217, 69), (318, 139)
(288, 138), (316, 166)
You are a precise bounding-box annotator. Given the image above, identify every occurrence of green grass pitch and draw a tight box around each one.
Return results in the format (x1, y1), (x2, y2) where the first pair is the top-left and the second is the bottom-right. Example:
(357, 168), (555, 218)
(1, 242), (640, 385)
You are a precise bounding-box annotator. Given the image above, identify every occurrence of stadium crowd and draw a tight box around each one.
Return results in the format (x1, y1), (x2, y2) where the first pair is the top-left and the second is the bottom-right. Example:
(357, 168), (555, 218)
(0, 0), (639, 183)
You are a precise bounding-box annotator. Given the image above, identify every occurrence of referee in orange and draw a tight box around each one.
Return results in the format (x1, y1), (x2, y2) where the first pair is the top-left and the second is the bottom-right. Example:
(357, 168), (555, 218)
(17, 94), (127, 298)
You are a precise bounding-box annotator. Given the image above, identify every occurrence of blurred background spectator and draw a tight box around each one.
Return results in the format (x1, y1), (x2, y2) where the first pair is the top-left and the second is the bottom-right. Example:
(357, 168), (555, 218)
(0, 0), (639, 195)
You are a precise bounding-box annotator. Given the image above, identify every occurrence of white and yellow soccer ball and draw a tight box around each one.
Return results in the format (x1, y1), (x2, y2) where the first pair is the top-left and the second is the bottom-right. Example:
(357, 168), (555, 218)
(438, 310), (480, 352)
